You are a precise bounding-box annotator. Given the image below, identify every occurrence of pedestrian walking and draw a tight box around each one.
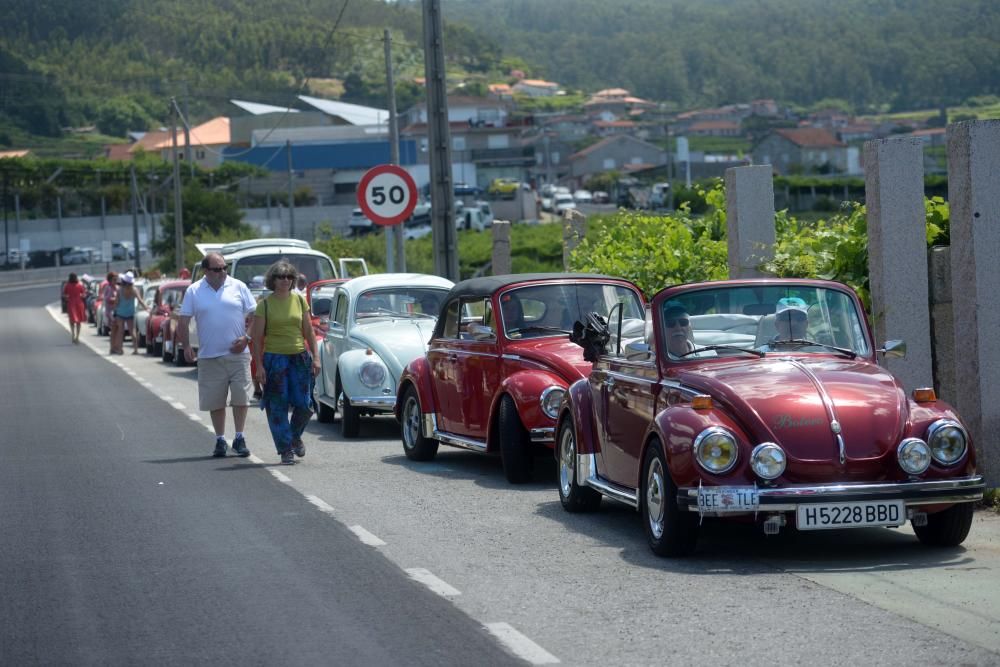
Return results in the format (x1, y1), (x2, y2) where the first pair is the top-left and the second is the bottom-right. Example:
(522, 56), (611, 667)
(250, 260), (320, 465)
(110, 272), (148, 355)
(100, 271), (118, 349)
(63, 272), (87, 343)
(177, 253), (257, 458)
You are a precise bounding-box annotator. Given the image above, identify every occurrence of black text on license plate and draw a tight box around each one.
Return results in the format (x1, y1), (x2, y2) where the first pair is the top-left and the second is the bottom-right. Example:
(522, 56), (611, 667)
(797, 500), (905, 530)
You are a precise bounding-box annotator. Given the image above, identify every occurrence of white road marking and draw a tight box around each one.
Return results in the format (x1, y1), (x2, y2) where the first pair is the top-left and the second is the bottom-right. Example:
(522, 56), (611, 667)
(349, 525), (386, 546)
(405, 568), (461, 597)
(269, 469), (291, 483)
(170, 401), (186, 410)
(306, 495), (336, 516)
(141, 381), (154, 388)
(162, 395), (174, 402)
(248, 454), (264, 464)
(485, 623), (560, 665)
(187, 413), (201, 421)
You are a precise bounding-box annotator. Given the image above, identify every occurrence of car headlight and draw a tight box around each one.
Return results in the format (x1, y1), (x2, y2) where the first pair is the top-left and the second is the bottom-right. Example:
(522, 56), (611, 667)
(897, 438), (931, 475)
(926, 419), (967, 465)
(750, 442), (786, 480)
(540, 386), (565, 419)
(359, 360), (386, 388)
(693, 427), (739, 474)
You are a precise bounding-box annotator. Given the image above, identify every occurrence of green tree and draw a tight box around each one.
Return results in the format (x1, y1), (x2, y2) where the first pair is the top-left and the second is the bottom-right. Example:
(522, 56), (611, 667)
(153, 183), (254, 272)
(96, 96), (152, 137)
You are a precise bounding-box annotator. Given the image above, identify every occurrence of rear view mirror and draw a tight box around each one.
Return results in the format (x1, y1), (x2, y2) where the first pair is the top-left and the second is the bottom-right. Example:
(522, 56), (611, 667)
(879, 339), (906, 359)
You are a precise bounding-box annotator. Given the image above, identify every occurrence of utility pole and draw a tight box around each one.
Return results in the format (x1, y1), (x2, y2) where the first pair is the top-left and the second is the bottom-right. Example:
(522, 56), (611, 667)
(129, 165), (142, 273)
(183, 81), (194, 178)
(422, 0), (458, 280)
(385, 29), (405, 272)
(2, 169), (7, 266)
(171, 98), (185, 272)
(286, 140), (295, 237)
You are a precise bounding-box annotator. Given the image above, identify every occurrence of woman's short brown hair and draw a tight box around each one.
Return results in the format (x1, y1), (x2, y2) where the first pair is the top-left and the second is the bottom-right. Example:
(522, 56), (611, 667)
(264, 260), (298, 291)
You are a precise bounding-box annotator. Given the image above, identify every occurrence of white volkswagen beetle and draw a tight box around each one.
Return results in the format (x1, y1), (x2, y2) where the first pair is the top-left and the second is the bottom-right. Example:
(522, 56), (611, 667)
(313, 273), (454, 437)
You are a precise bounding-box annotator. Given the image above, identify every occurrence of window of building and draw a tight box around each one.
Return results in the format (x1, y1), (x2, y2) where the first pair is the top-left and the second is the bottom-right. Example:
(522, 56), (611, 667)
(487, 134), (510, 149)
(453, 136), (466, 151)
(603, 158), (616, 170)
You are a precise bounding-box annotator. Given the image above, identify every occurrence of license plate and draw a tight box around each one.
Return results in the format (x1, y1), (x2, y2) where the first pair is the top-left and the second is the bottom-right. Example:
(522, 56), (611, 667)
(797, 500), (905, 530)
(697, 486), (759, 513)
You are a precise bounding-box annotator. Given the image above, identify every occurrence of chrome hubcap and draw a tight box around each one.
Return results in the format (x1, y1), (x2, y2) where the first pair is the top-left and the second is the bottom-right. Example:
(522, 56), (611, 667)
(646, 458), (665, 539)
(559, 425), (574, 498)
(402, 397), (419, 449)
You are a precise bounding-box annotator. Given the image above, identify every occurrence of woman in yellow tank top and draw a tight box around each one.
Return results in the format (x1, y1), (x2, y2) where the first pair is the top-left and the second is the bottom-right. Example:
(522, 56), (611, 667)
(250, 260), (320, 465)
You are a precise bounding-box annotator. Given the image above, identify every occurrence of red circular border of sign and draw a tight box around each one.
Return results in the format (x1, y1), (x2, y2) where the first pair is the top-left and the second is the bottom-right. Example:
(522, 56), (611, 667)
(357, 164), (418, 227)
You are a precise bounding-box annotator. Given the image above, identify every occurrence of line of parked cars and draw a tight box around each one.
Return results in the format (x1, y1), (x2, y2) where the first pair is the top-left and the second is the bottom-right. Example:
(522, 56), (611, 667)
(69, 242), (986, 559)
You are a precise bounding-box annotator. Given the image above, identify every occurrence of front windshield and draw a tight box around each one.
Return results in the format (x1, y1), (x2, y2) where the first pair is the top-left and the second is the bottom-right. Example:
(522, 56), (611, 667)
(660, 284), (870, 359)
(355, 287), (449, 320)
(228, 253), (336, 285)
(502, 282), (644, 339)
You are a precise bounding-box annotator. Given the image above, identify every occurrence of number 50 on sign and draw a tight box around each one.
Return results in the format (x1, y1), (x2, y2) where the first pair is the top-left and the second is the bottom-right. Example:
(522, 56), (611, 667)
(357, 164), (418, 226)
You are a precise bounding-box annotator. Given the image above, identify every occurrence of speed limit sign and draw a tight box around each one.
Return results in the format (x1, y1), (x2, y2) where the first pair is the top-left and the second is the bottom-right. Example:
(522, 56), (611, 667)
(357, 164), (418, 226)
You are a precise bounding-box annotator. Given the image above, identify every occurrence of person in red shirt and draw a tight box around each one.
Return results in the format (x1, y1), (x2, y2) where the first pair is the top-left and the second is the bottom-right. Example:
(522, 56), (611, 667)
(63, 273), (87, 343)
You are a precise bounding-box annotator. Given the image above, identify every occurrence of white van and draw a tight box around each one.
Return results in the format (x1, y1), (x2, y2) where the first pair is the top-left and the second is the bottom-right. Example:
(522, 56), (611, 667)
(193, 239), (338, 285)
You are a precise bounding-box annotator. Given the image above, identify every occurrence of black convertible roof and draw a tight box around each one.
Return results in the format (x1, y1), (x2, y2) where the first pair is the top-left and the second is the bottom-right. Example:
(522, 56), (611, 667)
(443, 273), (620, 301)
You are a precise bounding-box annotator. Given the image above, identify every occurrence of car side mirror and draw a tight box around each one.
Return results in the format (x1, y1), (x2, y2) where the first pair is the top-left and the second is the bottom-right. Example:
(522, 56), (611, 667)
(312, 297), (332, 317)
(466, 323), (496, 341)
(879, 339), (906, 359)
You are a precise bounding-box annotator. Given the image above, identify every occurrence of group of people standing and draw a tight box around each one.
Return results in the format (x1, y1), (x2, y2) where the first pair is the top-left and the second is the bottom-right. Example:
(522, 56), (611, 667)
(64, 254), (321, 465)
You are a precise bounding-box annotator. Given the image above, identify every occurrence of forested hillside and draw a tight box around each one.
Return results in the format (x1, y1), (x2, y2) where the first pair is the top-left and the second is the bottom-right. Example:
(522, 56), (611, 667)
(443, 0), (1000, 111)
(0, 0), (500, 137)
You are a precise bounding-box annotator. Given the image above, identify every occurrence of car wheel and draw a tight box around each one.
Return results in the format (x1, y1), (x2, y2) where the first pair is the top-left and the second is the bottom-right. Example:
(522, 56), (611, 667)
(161, 339), (172, 362)
(338, 375), (360, 438)
(138, 331), (146, 348)
(498, 394), (532, 484)
(642, 440), (698, 557)
(173, 341), (186, 367)
(913, 502), (974, 547)
(400, 385), (439, 461)
(557, 417), (601, 512)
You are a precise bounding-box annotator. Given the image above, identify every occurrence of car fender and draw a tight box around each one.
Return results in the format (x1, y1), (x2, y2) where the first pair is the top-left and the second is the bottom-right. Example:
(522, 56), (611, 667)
(562, 377), (601, 457)
(651, 404), (753, 486)
(336, 347), (393, 403)
(396, 356), (436, 420)
(490, 369), (568, 449)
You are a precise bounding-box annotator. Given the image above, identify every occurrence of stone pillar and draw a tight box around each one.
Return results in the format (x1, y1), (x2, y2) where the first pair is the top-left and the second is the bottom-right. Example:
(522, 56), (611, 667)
(947, 120), (1000, 485)
(864, 136), (933, 392)
(561, 209), (586, 271)
(927, 246), (955, 401)
(491, 220), (511, 276)
(724, 165), (775, 278)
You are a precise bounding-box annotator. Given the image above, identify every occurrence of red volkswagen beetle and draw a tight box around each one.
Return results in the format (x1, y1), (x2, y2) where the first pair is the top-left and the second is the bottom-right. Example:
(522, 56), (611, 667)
(557, 278), (985, 556)
(144, 279), (190, 357)
(396, 273), (645, 483)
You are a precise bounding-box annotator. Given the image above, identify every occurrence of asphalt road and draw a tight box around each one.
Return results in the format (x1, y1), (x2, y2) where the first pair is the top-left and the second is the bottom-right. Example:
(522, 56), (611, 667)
(5, 282), (1000, 666)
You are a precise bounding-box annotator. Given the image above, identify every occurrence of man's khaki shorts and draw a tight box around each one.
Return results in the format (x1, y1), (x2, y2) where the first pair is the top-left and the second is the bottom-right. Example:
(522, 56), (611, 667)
(197, 354), (253, 411)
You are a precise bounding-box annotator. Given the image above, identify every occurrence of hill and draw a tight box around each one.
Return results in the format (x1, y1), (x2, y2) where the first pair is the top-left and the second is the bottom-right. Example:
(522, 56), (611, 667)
(443, 0), (1000, 112)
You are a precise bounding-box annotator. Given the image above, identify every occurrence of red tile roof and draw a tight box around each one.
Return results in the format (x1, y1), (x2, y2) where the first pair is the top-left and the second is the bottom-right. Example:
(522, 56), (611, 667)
(774, 127), (845, 148)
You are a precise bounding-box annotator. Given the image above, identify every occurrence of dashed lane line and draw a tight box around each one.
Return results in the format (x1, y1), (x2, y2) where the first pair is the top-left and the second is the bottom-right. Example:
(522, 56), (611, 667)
(405, 568), (461, 597)
(485, 623), (560, 665)
(306, 495), (336, 516)
(349, 525), (387, 546)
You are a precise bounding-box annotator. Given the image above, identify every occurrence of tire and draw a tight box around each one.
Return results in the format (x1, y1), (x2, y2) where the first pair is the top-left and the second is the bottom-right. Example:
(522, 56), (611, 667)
(913, 502), (974, 547)
(162, 340), (172, 363)
(173, 340), (186, 367)
(557, 417), (602, 512)
(498, 395), (532, 484)
(400, 385), (438, 461)
(339, 374), (360, 438)
(641, 440), (698, 557)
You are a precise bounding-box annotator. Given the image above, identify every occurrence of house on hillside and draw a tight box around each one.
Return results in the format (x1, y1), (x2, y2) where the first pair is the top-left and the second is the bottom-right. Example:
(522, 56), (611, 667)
(402, 96), (512, 128)
(752, 127), (853, 175)
(488, 83), (513, 100)
(228, 99), (333, 146)
(592, 119), (637, 137)
(512, 79), (560, 97)
(568, 135), (667, 187)
(583, 88), (656, 118)
(688, 120), (742, 137)
(148, 117), (231, 169)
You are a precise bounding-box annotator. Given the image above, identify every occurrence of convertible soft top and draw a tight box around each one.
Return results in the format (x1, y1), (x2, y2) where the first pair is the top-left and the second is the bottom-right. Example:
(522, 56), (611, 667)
(443, 273), (618, 302)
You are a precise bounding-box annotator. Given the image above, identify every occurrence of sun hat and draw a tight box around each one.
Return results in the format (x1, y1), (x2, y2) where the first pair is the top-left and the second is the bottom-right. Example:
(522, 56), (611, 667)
(775, 296), (807, 316)
(121, 271), (135, 284)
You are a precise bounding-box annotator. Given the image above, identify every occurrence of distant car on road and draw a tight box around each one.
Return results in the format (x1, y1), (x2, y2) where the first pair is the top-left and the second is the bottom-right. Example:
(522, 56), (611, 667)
(488, 178), (520, 199)
(349, 208), (374, 236)
(553, 193), (577, 214)
(573, 189), (593, 204)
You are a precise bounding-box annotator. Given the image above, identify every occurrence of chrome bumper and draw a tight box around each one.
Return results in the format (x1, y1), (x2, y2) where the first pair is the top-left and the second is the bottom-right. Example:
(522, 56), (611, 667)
(678, 476), (986, 512)
(347, 396), (395, 410)
(529, 427), (555, 444)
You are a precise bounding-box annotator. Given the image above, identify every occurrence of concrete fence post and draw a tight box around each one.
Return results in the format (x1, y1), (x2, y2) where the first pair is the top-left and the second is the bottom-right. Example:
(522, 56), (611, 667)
(562, 209), (586, 271)
(947, 119), (1000, 486)
(864, 136), (933, 392)
(724, 165), (775, 278)
(491, 220), (512, 275)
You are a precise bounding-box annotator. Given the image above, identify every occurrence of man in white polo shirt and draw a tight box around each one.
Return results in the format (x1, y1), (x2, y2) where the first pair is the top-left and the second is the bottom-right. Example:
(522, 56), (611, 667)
(178, 252), (257, 458)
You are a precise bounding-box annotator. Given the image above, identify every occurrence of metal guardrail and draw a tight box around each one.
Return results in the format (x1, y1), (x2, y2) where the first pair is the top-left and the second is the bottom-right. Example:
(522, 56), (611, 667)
(0, 261), (136, 287)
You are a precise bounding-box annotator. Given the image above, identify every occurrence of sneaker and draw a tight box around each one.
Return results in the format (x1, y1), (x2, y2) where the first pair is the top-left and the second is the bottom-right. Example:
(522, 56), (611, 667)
(212, 439), (228, 458)
(232, 435), (251, 458)
(292, 438), (306, 458)
(280, 451), (295, 465)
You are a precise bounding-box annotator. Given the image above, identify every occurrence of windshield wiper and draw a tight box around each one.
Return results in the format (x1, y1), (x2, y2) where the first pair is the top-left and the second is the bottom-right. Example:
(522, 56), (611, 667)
(769, 339), (857, 359)
(680, 345), (764, 358)
(508, 325), (573, 337)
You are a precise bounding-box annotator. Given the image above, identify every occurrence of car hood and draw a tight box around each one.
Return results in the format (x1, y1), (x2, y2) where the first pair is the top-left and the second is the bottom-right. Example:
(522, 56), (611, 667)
(677, 357), (908, 464)
(509, 336), (592, 381)
(350, 318), (437, 377)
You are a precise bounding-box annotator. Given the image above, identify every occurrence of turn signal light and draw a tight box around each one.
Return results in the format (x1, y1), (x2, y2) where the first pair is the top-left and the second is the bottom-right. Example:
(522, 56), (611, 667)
(691, 395), (713, 410)
(366, 347), (374, 355)
(912, 388), (937, 403)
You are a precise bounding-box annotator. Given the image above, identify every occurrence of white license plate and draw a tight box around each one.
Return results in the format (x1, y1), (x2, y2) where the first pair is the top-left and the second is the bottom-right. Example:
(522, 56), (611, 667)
(697, 486), (759, 513)
(797, 500), (905, 530)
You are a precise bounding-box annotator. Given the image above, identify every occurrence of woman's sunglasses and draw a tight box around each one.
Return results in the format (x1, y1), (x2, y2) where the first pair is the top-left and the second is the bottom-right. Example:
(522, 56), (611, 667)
(666, 317), (689, 328)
